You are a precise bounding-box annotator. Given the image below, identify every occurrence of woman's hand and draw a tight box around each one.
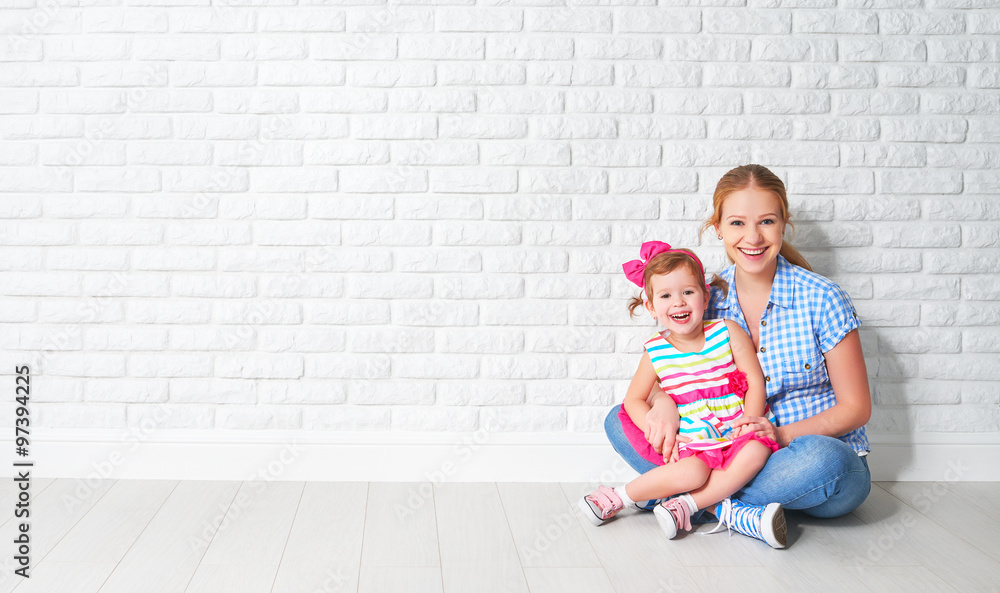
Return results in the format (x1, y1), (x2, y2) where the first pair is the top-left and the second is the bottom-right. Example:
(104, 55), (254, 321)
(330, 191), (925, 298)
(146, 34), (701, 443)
(667, 434), (691, 463)
(732, 415), (785, 447)
(644, 397), (679, 455)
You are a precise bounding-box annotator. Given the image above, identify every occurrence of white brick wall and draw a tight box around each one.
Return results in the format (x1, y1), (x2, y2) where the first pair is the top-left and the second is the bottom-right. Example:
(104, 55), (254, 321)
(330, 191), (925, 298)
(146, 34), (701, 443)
(2, 2), (999, 442)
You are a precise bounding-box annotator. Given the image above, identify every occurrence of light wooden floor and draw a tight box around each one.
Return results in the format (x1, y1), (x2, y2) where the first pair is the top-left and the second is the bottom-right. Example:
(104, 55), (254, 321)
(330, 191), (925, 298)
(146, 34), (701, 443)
(1, 479), (998, 593)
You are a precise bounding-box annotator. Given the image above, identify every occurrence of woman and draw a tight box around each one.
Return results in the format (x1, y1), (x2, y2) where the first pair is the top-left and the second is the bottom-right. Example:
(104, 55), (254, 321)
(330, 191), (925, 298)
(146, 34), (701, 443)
(604, 164), (872, 519)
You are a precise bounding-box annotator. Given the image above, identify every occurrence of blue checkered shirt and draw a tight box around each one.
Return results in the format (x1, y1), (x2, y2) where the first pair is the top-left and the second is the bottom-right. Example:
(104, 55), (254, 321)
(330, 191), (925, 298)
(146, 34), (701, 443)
(708, 256), (870, 455)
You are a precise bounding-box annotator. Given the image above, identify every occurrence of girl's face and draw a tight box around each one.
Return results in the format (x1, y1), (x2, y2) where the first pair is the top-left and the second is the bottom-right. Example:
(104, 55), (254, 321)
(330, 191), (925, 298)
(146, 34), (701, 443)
(715, 186), (787, 278)
(644, 266), (710, 338)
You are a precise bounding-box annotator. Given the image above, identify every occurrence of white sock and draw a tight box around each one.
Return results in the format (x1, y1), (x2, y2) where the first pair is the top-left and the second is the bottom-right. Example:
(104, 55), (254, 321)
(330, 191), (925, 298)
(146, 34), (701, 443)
(617, 484), (638, 507)
(677, 493), (699, 514)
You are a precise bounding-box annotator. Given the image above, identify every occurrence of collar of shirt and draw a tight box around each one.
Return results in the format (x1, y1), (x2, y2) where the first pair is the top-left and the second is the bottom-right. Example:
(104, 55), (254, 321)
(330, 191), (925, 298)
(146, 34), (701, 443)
(716, 255), (796, 313)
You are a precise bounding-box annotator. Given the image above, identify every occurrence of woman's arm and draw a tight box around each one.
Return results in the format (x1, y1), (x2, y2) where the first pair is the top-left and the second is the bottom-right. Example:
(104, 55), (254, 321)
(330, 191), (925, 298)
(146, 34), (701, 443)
(645, 384), (679, 457)
(734, 330), (871, 447)
(724, 319), (767, 417)
(773, 329), (871, 445)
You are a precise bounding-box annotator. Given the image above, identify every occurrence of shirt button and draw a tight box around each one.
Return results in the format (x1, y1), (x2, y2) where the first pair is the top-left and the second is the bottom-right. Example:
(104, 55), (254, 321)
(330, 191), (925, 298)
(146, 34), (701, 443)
(761, 320), (767, 326)
(804, 363), (811, 370)
(760, 347), (765, 353)
(764, 376), (770, 382)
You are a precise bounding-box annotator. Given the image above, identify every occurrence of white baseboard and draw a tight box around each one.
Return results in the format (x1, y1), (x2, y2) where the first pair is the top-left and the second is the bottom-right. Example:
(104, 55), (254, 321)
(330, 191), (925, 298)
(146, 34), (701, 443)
(7, 430), (1000, 482)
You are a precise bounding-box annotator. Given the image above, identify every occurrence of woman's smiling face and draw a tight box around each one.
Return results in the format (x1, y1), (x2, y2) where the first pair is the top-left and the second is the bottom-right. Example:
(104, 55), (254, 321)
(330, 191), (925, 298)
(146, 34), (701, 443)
(715, 186), (787, 277)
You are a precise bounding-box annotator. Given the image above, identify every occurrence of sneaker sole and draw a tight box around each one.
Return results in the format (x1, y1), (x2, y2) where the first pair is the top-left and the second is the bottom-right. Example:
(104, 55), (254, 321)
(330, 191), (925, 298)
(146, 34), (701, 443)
(760, 503), (787, 549)
(653, 504), (679, 539)
(578, 496), (609, 526)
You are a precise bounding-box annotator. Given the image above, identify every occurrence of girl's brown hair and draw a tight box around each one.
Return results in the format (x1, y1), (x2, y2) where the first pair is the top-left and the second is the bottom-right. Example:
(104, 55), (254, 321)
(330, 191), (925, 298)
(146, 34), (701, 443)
(627, 249), (729, 318)
(701, 164), (812, 271)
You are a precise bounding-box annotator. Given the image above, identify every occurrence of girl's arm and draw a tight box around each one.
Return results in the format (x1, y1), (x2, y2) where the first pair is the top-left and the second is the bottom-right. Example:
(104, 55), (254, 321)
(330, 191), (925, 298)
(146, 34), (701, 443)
(734, 330), (872, 448)
(724, 319), (767, 417)
(623, 353), (671, 434)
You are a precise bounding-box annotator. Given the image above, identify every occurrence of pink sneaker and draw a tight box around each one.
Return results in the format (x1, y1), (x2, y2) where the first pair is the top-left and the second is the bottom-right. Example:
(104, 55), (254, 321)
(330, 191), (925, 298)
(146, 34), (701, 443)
(578, 486), (624, 526)
(654, 497), (693, 539)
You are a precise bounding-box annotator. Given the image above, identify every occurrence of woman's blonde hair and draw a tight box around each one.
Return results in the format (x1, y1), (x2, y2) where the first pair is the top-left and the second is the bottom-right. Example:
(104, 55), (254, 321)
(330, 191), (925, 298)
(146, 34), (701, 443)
(627, 249), (729, 318)
(701, 164), (812, 271)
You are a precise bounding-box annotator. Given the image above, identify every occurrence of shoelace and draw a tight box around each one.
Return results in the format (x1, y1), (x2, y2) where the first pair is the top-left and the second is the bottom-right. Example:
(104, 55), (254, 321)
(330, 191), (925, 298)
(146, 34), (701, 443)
(704, 498), (761, 538)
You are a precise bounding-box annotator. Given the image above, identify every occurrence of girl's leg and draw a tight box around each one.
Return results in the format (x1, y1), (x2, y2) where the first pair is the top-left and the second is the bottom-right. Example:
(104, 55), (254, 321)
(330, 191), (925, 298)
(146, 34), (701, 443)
(687, 440), (772, 512)
(625, 457), (711, 503)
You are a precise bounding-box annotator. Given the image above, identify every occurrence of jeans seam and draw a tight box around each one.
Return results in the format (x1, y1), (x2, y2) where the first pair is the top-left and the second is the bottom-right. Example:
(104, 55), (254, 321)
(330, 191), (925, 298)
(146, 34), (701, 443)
(781, 468), (870, 508)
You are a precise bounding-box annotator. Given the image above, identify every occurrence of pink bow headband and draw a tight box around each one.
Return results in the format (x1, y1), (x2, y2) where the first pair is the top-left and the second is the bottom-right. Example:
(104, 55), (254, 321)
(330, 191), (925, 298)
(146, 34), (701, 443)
(623, 241), (709, 299)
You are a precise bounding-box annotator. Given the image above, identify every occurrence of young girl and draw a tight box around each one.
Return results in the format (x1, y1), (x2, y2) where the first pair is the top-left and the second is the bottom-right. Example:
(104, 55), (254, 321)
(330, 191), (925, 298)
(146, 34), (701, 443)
(579, 241), (786, 548)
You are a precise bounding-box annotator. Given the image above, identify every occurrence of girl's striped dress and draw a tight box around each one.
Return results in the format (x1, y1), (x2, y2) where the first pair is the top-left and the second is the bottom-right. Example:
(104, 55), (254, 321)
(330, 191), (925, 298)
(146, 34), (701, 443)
(644, 320), (779, 469)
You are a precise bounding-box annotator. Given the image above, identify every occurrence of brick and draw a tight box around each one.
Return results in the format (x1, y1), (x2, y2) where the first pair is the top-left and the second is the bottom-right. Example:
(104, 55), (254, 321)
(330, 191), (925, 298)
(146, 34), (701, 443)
(398, 196), (483, 220)
(874, 223), (961, 248)
(535, 116), (617, 139)
(261, 9), (347, 31)
(523, 169), (608, 194)
(794, 221), (873, 247)
(924, 92), (1000, 115)
(438, 8), (523, 32)
(710, 118), (792, 140)
(793, 65), (877, 89)
(134, 247), (215, 271)
(170, 8), (256, 32)
(342, 222), (432, 246)
(663, 143), (752, 167)
(567, 89), (652, 114)
(481, 142), (569, 166)
(441, 115), (528, 139)
(0, 91), (36, 114)
(929, 146), (1000, 169)
(963, 224), (1000, 247)
(616, 8), (700, 32)
(38, 299), (124, 324)
(842, 144), (926, 167)
(882, 65), (966, 87)
(578, 38), (662, 60)
(256, 328), (346, 353)
(435, 276), (524, 300)
(435, 222), (521, 246)
(528, 327), (615, 353)
(921, 355), (1000, 381)
(842, 38), (926, 62)
(399, 36), (484, 60)
(0, 248), (42, 271)
(753, 142), (839, 167)
(482, 356), (567, 379)
(482, 301), (568, 326)
(2, 326), (81, 351)
(926, 197), (1000, 220)
(618, 64), (701, 88)
(927, 250), (1000, 274)
(41, 142), (125, 166)
(395, 355), (480, 379)
(878, 170), (963, 195)
(570, 353), (636, 380)
(438, 329), (524, 354)
(964, 328), (1000, 353)
(882, 118), (967, 142)
(0, 221), (74, 245)
(746, 91), (830, 114)
(706, 9), (790, 33)
(928, 39), (1000, 62)
(437, 382), (524, 406)
(480, 407), (567, 431)
(751, 37), (837, 62)
(854, 301), (921, 327)
(0, 168), (73, 193)
(790, 170), (876, 196)
(396, 249), (482, 272)
(224, 38), (308, 61)
(431, 169), (518, 193)
(835, 92), (920, 116)
(527, 8), (611, 32)
(216, 407), (302, 430)
(391, 407), (479, 431)
(0, 300), (35, 323)
(217, 354), (304, 379)
(83, 9), (167, 33)
(393, 302), (478, 326)
(348, 328), (435, 353)
(85, 379), (166, 404)
(923, 303), (1000, 327)
(346, 381), (431, 406)
(573, 142), (661, 168)
(2, 117), (82, 139)
(970, 66), (1000, 89)
(961, 383), (1000, 405)
(303, 407), (389, 431)
(306, 142), (389, 166)
(487, 37), (574, 60)
(128, 406), (214, 431)
(526, 382), (614, 406)
(340, 168), (427, 193)
(611, 170), (700, 194)
(480, 89), (563, 114)
(529, 63), (615, 86)
(795, 10), (877, 33)
(873, 381), (960, 405)
(48, 249), (130, 271)
(486, 196), (571, 220)
(128, 142), (213, 165)
(706, 64), (790, 88)
(38, 404), (127, 429)
(352, 63), (437, 87)
(313, 37), (397, 61)
(128, 353), (213, 378)
(665, 37), (750, 61)
(259, 275), (344, 299)
(170, 327), (254, 352)
(484, 250), (568, 273)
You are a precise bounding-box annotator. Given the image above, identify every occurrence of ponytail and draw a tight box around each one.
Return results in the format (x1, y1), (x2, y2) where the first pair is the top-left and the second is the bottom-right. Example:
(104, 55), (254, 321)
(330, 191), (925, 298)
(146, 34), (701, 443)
(779, 242), (812, 272)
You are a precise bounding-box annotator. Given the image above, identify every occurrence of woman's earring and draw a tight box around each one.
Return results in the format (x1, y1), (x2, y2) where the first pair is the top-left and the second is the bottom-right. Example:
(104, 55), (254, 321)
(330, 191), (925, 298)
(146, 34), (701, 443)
(717, 235), (722, 240)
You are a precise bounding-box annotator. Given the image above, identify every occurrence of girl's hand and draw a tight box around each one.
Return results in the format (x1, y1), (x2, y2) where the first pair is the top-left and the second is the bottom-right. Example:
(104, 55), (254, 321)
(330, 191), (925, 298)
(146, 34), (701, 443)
(667, 435), (691, 463)
(732, 415), (782, 446)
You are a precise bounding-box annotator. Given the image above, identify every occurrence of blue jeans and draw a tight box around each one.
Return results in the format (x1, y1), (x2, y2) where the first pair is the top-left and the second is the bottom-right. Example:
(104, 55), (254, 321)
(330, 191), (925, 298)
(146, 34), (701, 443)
(604, 405), (871, 518)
